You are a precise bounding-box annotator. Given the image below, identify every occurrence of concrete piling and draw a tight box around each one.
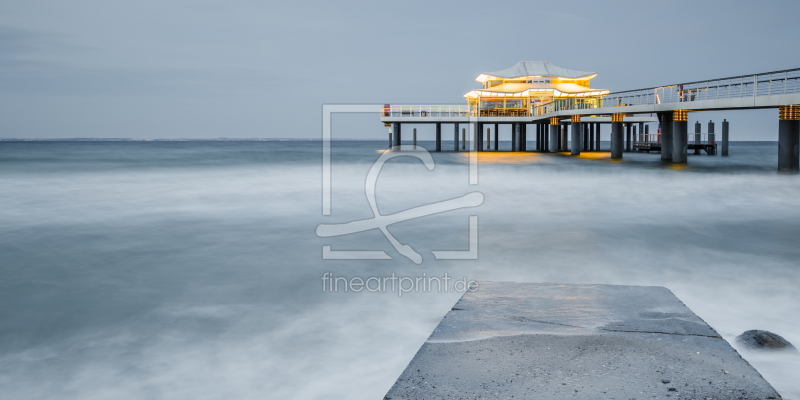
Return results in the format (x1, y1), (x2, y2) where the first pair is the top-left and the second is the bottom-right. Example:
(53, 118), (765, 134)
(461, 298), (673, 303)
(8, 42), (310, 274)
(549, 122), (559, 153)
(672, 111), (689, 163)
(708, 120), (715, 151)
(495, 123), (499, 151)
(462, 128), (466, 150)
(595, 123), (600, 151)
(392, 122), (401, 150)
(435, 123), (441, 152)
(721, 119), (728, 156)
(571, 118), (581, 155)
(694, 121), (701, 155)
(638, 122), (644, 145)
(625, 123), (632, 152)
(778, 105), (800, 172)
(611, 114), (624, 159)
(454, 123), (459, 151)
(659, 112), (673, 162)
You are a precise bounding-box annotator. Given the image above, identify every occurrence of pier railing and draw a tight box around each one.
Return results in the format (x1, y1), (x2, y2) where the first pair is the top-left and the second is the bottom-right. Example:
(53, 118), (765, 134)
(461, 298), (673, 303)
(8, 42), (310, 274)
(532, 67), (800, 116)
(384, 105), (471, 117)
(602, 68), (800, 108)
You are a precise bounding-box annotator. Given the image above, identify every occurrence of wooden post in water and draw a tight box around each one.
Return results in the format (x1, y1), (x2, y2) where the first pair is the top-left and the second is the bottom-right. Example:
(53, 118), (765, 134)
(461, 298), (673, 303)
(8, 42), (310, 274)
(721, 119), (729, 156)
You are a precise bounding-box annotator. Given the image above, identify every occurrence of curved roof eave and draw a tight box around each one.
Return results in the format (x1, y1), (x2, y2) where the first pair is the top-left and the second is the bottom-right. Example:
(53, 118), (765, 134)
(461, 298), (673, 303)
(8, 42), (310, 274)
(480, 61), (596, 80)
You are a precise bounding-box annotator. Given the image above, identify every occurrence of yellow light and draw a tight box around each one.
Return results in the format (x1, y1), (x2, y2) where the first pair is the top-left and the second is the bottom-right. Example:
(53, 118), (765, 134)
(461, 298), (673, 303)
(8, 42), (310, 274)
(476, 74), (489, 83)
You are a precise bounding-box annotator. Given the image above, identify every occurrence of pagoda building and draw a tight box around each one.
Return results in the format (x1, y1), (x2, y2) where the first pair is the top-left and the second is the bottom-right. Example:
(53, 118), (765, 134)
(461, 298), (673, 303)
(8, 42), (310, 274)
(464, 61), (610, 116)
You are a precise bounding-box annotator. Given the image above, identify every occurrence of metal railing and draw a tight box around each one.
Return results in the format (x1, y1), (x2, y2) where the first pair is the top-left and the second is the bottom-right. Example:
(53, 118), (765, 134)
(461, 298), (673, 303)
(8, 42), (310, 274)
(532, 67), (800, 116)
(383, 105), (471, 117)
(603, 68), (800, 108)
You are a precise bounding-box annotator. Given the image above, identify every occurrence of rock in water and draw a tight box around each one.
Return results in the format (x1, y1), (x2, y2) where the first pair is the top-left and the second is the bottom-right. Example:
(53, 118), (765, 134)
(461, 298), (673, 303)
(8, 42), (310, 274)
(737, 330), (797, 351)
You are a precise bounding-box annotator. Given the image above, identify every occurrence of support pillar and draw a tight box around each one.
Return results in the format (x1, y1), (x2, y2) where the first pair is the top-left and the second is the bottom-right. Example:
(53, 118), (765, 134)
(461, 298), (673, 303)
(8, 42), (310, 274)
(589, 123), (595, 151)
(778, 105), (800, 172)
(535, 124), (541, 151)
(645, 125), (650, 145)
(544, 124), (550, 151)
(595, 123), (600, 151)
(548, 118), (559, 153)
(494, 123), (499, 151)
(625, 123), (632, 152)
(453, 123), (459, 152)
(462, 128), (466, 150)
(474, 122), (481, 152)
(583, 123), (589, 151)
(560, 125), (567, 151)
(708, 120), (715, 154)
(672, 110), (688, 163)
(571, 116), (581, 155)
(486, 127), (490, 150)
(659, 112), (673, 161)
(413, 128), (417, 149)
(392, 122), (401, 150)
(435, 124), (442, 151)
(611, 114), (624, 159)
(638, 122), (644, 145)
(721, 119), (729, 156)
(521, 124), (527, 151)
(694, 121), (702, 155)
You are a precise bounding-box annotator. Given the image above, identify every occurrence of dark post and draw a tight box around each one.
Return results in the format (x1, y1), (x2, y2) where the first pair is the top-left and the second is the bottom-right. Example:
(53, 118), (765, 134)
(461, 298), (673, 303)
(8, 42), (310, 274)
(544, 123), (550, 151)
(595, 123), (600, 151)
(778, 106), (800, 172)
(582, 123), (589, 150)
(474, 122), (481, 152)
(435, 123), (441, 152)
(638, 122), (644, 145)
(521, 124), (527, 151)
(494, 123), (499, 151)
(673, 111), (689, 163)
(721, 119), (729, 156)
(694, 121), (702, 155)
(708, 120), (715, 151)
(571, 117), (581, 155)
(659, 112), (673, 161)
(625, 123), (632, 152)
(392, 122), (401, 150)
(549, 119), (559, 153)
(462, 128), (466, 150)
(454, 123), (459, 151)
(611, 115), (624, 159)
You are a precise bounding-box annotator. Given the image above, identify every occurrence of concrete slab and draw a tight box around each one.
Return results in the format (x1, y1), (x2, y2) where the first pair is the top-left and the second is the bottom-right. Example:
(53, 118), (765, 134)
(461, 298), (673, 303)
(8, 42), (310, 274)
(385, 282), (781, 400)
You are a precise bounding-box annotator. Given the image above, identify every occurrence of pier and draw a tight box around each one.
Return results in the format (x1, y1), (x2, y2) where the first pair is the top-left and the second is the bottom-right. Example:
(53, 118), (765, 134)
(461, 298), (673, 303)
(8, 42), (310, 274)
(381, 62), (800, 171)
(385, 282), (782, 399)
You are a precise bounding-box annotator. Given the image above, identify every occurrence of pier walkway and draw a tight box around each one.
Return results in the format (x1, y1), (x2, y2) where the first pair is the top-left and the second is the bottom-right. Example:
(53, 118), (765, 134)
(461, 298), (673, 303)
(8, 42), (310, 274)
(381, 67), (800, 171)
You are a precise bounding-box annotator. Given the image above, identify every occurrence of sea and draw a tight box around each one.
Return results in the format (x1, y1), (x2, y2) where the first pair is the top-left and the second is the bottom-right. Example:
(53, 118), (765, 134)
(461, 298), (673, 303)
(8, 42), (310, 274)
(0, 140), (798, 399)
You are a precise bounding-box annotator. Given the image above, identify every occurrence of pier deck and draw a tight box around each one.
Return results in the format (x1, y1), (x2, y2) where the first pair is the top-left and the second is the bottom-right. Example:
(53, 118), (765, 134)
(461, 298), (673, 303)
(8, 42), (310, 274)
(385, 282), (780, 399)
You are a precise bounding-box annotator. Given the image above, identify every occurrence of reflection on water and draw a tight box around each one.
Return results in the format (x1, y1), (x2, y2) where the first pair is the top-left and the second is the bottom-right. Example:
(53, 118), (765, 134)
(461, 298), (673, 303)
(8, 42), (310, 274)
(0, 140), (798, 399)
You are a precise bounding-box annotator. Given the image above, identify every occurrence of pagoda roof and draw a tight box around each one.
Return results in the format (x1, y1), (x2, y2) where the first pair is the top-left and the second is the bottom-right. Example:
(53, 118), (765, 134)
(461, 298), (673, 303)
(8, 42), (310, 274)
(464, 82), (609, 98)
(479, 61), (596, 80)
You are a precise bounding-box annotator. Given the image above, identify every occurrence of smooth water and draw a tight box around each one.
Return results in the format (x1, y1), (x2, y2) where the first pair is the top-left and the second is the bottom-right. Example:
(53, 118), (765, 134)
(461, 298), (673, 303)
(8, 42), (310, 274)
(0, 141), (798, 399)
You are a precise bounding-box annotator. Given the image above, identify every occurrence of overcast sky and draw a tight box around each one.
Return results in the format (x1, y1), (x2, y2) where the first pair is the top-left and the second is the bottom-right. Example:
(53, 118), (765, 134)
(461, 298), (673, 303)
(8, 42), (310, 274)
(0, 0), (798, 139)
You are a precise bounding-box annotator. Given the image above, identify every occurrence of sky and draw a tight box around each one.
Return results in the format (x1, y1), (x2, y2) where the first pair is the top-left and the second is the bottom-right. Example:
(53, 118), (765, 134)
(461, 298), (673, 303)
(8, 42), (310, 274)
(0, 0), (798, 140)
